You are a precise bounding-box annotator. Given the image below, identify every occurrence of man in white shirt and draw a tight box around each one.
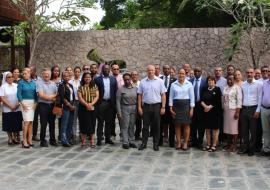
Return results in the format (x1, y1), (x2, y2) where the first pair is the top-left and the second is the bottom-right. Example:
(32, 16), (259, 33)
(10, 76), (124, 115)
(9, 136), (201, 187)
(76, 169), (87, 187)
(154, 64), (163, 77)
(215, 67), (227, 94)
(238, 68), (262, 156)
(131, 71), (142, 140)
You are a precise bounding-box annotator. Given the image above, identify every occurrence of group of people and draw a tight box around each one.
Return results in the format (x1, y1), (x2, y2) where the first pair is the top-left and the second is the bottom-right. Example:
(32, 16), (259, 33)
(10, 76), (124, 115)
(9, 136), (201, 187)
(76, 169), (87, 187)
(0, 63), (269, 157)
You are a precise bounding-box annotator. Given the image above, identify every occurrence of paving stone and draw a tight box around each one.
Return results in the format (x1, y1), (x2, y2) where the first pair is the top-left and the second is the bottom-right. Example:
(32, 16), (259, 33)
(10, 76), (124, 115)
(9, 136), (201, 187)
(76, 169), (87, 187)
(208, 178), (226, 189)
(0, 121), (269, 190)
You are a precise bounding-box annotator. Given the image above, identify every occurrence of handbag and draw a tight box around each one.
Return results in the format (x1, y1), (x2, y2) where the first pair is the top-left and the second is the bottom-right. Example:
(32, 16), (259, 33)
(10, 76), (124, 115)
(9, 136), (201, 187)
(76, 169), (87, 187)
(52, 105), (62, 116)
(52, 83), (65, 116)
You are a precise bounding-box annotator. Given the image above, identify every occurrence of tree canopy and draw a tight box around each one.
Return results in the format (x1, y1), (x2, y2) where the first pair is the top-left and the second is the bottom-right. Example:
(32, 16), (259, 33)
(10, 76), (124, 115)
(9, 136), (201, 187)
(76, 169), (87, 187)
(100, 0), (235, 29)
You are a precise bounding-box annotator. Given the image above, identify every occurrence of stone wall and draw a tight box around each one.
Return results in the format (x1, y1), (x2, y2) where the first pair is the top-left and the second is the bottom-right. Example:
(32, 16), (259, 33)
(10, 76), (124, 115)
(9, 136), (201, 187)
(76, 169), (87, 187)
(33, 28), (270, 76)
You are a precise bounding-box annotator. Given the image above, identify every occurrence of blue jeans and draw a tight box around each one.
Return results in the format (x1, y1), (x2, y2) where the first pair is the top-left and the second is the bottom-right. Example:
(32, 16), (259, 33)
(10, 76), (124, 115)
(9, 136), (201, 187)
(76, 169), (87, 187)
(61, 108), (74, 144)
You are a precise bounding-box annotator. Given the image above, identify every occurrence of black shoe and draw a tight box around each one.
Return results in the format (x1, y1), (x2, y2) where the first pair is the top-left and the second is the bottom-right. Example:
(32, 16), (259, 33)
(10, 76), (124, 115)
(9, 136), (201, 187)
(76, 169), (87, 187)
(135, 136), (142, 141)
(105, 139), (114, 145)
(32, 136), (40, 141)
(158, 141), (163, 146)
(21, 141), (30, 149)
(50, 141), (58, 146)
(122, 144), (129, 149)
(238, 149), (248, 154)
(138, 144), (146, 150)
(260, 151), (270, 157)
(62, 143), (71, 147)
(96, 140), (102, 146)
(40, 141), (48, 147)
(153, 144), (159, 151)
(197, 144), (203, 150)
(129, 143), (137, 148)
(248, 151), (254, 156)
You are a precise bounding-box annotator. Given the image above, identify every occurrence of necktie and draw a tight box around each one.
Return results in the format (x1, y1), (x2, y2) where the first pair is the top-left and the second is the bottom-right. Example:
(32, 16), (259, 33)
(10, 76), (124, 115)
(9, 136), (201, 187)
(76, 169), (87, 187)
(164, 76), (168, 89)
(194, 79), (199, 102)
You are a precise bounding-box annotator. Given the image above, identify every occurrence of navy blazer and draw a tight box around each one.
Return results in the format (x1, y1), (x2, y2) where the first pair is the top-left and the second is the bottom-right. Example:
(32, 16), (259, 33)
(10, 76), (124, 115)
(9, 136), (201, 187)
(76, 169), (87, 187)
(94, 75), (118, 105)
(190, 76), (207, 102)
(160, 75), (177, 107)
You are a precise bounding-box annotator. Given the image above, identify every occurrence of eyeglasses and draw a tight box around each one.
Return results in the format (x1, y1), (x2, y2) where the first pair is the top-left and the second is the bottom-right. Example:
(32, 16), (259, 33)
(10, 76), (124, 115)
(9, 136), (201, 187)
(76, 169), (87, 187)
(83, 68), (90, 70)
(113, 68), (119, 70)
(262, 70), (269, 72)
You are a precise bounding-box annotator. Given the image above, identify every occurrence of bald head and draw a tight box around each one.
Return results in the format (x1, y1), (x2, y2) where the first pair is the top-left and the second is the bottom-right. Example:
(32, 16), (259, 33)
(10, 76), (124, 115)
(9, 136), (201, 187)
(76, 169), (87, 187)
(147, 65), (155, 79)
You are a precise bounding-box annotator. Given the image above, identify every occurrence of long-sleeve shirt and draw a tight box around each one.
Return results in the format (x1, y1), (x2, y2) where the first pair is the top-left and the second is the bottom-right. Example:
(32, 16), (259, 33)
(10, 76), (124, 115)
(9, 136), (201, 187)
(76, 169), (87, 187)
(169, 80), (195, 107)
(17, 79), (37, 102)
(241, 79), (263, 112)
(116, 85), (137, 114)
(216, 76), (227, 94)
(262, 79), (270, 107)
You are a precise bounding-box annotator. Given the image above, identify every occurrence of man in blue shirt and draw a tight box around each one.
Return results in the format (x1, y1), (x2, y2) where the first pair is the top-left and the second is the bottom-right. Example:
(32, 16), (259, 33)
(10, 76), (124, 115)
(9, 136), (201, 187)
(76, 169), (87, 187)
(137, 65), (167, 151)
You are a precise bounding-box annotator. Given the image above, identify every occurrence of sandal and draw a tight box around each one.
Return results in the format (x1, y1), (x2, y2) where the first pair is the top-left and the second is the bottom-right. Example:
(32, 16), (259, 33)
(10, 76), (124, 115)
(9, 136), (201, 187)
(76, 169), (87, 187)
(203, 145), (211, 151)
(81, 144), (87, 148)
(208, 146), (217, 152)
(182, 143), (188, 151)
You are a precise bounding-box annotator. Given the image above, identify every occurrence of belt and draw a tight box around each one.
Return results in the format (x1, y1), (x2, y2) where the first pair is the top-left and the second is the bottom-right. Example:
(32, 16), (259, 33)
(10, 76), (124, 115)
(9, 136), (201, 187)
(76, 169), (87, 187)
(143, 103), (161, 106)
(262, 105), (270, 109)
(39, 102), (54, 106)
(122, 104), (136, 106)
(242, 105), (257, 109)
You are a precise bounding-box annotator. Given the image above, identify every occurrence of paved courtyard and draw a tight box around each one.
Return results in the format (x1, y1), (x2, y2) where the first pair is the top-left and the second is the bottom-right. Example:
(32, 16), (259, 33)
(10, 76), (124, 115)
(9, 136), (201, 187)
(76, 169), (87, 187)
(0, 126), (270, 190)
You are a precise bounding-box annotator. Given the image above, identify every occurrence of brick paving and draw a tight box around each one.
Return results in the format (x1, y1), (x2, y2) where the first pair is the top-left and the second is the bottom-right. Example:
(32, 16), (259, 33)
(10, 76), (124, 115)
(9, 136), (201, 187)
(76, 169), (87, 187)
(0, 124), (269, 190)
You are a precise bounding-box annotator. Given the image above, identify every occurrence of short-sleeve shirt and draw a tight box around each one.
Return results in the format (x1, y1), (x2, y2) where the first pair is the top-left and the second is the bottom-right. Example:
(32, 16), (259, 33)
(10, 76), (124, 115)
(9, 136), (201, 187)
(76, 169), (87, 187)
(0, 83), (20, 113)
(137, 76), (167, 104)
(36, 80), (57, 104)
(78, 85), (98, 103)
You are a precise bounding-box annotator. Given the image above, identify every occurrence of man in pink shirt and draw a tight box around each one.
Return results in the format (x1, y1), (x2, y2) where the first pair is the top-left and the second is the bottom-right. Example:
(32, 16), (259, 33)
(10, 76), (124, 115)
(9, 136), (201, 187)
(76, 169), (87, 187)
(111, 63), (124, 138)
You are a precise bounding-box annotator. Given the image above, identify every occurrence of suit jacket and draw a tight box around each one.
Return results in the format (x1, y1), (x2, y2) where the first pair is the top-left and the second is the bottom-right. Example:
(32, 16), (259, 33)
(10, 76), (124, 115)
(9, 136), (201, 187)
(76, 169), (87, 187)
(160, 75), (177, 108)
(94, 75), (118, 105)
(190, 76), (207, 103)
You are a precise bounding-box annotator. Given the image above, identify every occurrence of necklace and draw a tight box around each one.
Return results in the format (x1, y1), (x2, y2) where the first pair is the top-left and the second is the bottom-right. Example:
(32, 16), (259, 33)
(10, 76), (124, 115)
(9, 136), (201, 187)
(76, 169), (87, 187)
(208, 86), (215, 91)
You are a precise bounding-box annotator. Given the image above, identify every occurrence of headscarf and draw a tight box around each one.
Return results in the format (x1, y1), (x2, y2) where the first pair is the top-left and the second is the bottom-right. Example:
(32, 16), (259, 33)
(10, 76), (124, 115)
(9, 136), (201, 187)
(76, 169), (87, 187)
(2, 71), (12, 85)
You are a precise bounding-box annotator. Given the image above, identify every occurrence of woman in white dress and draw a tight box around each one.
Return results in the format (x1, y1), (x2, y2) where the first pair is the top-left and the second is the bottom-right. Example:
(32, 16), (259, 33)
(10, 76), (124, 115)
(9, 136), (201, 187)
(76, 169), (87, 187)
(0, 72), (22, 145)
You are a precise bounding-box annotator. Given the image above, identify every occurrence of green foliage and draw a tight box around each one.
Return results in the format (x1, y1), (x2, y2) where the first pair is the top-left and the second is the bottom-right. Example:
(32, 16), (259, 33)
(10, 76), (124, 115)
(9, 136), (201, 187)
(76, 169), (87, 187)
(195, 0), (270, 67)
(100, 0), (234, 29)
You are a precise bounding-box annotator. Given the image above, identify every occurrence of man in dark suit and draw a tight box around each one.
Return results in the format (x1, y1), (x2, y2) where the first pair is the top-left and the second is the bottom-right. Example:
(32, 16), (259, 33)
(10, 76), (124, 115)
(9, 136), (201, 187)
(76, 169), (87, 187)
(159, 65), (177, 147)
(190, 67), (207, 149)
(94, 64), (118, 146)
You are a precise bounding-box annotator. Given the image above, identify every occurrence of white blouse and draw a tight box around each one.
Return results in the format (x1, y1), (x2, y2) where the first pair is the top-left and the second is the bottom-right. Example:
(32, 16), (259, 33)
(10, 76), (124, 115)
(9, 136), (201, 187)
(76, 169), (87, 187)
(0, 83), (21, 113)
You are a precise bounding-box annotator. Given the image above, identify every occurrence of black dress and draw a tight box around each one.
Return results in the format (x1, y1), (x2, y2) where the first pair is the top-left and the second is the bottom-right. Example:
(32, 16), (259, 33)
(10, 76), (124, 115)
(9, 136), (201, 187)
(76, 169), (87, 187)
(201, 86), (222, 130)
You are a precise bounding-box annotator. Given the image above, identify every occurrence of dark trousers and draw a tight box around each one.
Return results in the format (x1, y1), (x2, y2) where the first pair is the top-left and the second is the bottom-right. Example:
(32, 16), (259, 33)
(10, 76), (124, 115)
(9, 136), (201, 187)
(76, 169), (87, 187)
(255, 118), (263, 151)
(111, 111), (117, 137)
(135, 115), (142, 138)
(160, 107), (175, 147)
(39, 103), (56, 143)
(191, 102), (205, 146)
(142, 103), (161, 146)
(96, 100), (114, 141)
(240, 106), (258, 153)
(32, 105), (39, 138)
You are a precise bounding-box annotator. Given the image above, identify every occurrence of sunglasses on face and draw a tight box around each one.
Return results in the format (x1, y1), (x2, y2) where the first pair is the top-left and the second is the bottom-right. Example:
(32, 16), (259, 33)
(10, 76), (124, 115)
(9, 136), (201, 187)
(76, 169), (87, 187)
(113, 68), (119, 70)
(83, 68), (90, 70)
